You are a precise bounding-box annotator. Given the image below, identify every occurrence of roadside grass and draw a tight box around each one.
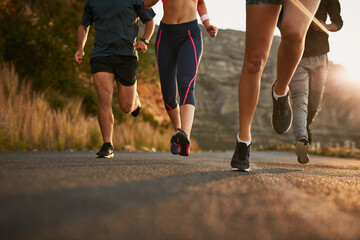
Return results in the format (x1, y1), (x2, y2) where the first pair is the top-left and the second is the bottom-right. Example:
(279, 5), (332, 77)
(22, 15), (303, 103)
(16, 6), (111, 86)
(0, 64), (176, 152)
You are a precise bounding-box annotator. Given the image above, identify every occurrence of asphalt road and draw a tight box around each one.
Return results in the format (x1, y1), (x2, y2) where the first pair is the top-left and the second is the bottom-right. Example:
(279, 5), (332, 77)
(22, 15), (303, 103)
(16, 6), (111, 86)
(0, 151), (359, 240)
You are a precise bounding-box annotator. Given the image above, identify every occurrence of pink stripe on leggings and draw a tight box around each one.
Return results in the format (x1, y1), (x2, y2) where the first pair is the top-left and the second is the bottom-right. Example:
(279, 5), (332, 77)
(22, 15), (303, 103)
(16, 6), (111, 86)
(183, 30), (198, 105)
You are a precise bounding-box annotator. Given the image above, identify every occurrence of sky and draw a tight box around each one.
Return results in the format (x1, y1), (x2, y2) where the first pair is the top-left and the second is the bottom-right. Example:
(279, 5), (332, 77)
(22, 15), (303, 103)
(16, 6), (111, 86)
(152, 0), (360, 81)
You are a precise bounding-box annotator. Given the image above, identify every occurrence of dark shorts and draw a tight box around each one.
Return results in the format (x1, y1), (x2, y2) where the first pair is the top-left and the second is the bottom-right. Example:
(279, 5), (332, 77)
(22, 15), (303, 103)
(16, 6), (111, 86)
(246, 0), (282, 4)
(90, 55), (138, 86)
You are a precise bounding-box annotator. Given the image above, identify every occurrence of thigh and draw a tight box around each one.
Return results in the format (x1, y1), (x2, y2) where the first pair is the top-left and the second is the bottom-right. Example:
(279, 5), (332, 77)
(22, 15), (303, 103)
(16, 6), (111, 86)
(244, 4), (282, 61)
(156, 30), (178, 95)
(309, 54), (328, 91)
(177, 31), (203, 87)
(93, 72), (115, 104)
(281, 0), (320, 36)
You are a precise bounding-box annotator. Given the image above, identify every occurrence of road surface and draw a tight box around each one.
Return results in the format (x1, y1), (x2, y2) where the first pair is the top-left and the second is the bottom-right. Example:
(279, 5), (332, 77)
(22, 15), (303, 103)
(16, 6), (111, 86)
(0, 151), (359, 240)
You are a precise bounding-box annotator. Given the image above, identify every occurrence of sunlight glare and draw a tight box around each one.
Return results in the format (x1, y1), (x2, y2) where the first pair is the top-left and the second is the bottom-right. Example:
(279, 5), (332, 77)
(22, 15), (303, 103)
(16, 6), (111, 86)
(290, 0), (329, 35)
(344, 64), (360, 82)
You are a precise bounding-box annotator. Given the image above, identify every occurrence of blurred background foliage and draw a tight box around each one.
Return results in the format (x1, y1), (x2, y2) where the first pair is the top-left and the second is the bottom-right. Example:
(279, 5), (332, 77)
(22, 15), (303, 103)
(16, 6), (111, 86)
(0, 0), (182, 151)
(0, 0), (160, 121)
(0, 0), (97, 112)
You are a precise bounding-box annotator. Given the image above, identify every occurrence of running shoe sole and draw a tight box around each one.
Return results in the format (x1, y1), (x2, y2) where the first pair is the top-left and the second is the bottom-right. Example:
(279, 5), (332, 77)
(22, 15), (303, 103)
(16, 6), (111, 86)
(96, 153), (114, 159)
(232, 166), (251, 172)
(176, 132), (190, 156)
(170, 140), (180, 155)
(295, 141), (309, 164)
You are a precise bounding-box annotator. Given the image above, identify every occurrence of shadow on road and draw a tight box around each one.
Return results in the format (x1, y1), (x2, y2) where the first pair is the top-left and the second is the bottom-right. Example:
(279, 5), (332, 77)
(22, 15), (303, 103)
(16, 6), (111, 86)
(0, 169), (236, 238)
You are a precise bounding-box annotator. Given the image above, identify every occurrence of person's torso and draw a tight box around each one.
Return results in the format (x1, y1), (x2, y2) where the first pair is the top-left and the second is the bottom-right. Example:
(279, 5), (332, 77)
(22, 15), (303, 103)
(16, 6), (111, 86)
(88, 0), (142, 58)
(161, 0), (198, 24)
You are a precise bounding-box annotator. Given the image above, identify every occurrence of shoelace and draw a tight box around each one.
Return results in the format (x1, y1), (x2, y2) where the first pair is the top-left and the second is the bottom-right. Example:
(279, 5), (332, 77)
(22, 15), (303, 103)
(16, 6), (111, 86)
(235, 143), (249, 162)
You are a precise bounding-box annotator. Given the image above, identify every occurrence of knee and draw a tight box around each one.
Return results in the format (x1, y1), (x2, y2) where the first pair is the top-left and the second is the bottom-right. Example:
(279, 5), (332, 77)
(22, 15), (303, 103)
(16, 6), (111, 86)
(161, 88), (177, 110)
(281, 27), (304, 46)
(244, 55), (267, 75)
(178, 82), (193, 96)
(97, 89), (113, 109)
(119, 102), (133, 114)
(163, 97), (177, 111)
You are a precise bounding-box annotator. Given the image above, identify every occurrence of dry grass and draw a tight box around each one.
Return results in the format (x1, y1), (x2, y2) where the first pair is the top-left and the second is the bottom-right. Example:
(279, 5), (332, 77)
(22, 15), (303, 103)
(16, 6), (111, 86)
(0, 64), (180, 152)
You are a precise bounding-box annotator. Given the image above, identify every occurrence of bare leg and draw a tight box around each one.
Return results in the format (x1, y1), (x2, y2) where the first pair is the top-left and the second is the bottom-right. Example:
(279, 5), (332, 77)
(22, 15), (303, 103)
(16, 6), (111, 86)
(93, 72), (115, 145)
(180, 104), (195, 136)
(167, 106), (181, 132)
(274, 0), (321, 95)
(116, 80), (140, 114)
(238, 4), (281, 141)
(165, 104), (195, 137)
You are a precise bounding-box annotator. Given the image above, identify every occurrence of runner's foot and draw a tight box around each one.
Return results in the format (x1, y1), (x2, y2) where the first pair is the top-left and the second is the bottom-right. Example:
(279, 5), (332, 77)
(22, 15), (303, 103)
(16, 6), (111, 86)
(131, 92), (141, 117)
(231, 141), (251, 172)
(295, 138), (310, 164)
(271, 82), (293, 134)
(96, 142), (114, 158)
(170, 132), (180, 155)
(171, 128), (190, 156)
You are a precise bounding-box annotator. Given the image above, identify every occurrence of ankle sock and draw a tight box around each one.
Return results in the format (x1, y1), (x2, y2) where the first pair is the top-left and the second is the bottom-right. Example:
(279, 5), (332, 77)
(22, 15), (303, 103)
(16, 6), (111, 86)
(237, 133), (251, 146)
(273, 87), (289, 100)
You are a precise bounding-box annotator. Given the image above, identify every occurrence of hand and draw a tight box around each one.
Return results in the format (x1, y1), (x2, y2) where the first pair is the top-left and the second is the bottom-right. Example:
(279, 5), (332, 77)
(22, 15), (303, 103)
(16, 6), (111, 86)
(133, 41), (148, 53)
(311, 20), (327, 32)
(206, 25), (218, 38)
(74, 49), (85, 64)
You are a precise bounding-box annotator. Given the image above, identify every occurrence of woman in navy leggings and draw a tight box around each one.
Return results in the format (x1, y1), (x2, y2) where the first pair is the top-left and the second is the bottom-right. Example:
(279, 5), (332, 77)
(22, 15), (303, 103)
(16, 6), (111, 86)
(145, 0), (217, 156)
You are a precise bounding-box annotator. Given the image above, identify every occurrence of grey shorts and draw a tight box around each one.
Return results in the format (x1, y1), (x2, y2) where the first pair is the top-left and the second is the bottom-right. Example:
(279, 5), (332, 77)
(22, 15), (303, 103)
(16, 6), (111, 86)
(246, 0), (282, 4)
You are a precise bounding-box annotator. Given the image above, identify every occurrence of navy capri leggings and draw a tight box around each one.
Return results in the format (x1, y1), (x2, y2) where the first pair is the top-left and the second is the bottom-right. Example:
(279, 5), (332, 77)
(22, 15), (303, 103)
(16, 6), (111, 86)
(155, 19), (203, 111)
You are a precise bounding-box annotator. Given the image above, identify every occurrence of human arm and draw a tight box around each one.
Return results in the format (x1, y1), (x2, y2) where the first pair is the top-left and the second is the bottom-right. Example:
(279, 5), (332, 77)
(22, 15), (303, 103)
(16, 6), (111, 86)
(313, 0), (343, 33)
(312, 20), (339, 32)
(134, 19), (155, 53)
(197, 0), (218, 38)
(326, 0), (343, 32)
(144, 0), (160, 9)
(74, 25), (90, 64)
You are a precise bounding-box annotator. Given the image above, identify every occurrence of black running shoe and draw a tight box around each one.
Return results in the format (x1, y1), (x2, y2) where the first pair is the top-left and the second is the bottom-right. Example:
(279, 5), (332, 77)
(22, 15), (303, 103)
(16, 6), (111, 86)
(271, 82), (293, 134)
(131, 92), (141, 117)
(131, 105), (141, 117)
(231, 141), (251, 172)
(171, 128), (190, 156)
(96, 142), (114, 158)
(295, 138), (309, 164)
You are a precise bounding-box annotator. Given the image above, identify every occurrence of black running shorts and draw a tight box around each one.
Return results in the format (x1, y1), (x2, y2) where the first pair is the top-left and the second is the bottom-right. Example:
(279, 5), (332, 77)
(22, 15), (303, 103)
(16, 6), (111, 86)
(90, 55), (138, 86)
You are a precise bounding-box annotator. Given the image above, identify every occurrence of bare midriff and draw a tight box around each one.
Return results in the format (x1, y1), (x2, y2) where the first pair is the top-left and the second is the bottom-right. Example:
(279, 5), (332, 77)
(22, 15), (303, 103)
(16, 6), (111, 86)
(161, 0), (198, 24)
